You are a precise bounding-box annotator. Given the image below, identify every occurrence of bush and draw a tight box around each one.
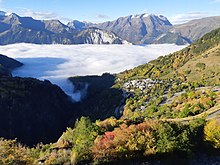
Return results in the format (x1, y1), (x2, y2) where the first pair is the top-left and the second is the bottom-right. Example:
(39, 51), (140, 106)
(195, 63), (206, 70)
(204, 119), (220, 148)
(0, 139), (34, 165)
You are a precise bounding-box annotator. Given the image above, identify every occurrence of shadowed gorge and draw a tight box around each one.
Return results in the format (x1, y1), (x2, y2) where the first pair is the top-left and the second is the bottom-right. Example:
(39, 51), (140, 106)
(69, 73), (123, 120)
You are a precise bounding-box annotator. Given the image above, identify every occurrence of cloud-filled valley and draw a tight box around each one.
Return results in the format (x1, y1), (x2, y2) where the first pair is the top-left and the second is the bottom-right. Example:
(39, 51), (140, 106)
(0, 43), (186, 101)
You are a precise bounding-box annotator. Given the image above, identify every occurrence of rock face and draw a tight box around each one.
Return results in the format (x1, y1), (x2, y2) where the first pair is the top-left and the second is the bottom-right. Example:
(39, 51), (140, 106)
(0, 12), (127, 45)
(72, 28), (128, 44)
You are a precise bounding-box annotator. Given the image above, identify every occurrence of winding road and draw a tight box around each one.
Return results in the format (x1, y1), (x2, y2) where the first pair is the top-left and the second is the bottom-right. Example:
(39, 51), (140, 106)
(161, 104), (220, 123)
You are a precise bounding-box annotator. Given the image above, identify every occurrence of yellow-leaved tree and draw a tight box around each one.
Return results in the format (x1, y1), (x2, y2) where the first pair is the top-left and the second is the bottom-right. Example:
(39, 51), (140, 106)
(204, 119), (220, 148)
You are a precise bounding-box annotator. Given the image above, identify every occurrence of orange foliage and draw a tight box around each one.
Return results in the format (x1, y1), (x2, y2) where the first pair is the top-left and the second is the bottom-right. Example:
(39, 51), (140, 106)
(92, 121), (157, 162)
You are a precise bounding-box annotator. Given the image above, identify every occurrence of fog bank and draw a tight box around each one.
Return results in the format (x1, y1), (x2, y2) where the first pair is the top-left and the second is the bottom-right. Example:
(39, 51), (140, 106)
(0, 43), (186, 101)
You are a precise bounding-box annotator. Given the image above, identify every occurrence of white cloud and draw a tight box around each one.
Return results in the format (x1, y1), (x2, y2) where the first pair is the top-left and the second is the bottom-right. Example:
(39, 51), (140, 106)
(170, 12), (210, 25)
(23, 9), (58, 20)
(17, 8), (71, 23)
(212, 0), (220, 3)
(0, 43), (186, 101)
(96, 14), (110, 19)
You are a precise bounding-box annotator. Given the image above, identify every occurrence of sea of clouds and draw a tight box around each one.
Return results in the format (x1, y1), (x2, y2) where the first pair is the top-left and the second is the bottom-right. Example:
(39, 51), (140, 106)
(0, 43), (186, 101)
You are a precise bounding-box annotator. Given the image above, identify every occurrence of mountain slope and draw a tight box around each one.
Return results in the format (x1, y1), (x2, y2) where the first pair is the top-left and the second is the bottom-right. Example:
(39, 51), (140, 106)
(0, 77), (74, 145)
(93, 14), (173, 44)
(43, 20), (72, 34)
(0, 54), (76, 145)
(0, 54), (23, 76)
(171, 16), (220, 42)
(67, 20), (93, 30)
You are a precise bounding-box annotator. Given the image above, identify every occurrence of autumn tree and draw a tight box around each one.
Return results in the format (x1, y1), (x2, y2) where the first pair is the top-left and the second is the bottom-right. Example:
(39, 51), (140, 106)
(204, 119), (220, 148)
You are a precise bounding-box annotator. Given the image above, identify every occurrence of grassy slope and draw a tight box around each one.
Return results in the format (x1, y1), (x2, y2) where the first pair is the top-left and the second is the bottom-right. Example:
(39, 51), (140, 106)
(176, 44), (220, 83)
(117, 27), (220, 85)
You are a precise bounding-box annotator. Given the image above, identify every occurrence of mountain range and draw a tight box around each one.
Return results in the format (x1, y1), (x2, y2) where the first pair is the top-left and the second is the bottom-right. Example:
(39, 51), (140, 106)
(0, 11), (126, 45)
(0, 11), (220, 45)
(69, 14), (220, 45)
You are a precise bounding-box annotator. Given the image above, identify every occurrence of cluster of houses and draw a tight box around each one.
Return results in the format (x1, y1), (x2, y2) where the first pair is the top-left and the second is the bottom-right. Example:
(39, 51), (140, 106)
(123, 78), (163, 92)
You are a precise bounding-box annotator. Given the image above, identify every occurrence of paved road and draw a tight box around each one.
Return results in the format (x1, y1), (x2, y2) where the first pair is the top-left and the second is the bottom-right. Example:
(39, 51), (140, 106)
(161, 104), (220, 123)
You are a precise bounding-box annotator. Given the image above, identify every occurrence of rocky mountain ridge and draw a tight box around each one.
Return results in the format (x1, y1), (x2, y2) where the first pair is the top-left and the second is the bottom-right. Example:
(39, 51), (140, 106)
(69, 14), (220, 45)
(1, 11), (220, 45)
(0, 11), (126, 45)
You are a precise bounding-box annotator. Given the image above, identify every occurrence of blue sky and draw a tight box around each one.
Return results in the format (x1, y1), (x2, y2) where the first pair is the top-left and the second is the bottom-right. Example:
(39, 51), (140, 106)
(1, 0), (220, 24)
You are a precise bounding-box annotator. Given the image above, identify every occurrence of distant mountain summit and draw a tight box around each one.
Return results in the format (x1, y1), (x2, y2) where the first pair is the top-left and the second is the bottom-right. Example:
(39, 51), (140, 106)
(94, 14), (173, 44)
(0, 11), (127, 45)
(68, 13), (220, 45)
